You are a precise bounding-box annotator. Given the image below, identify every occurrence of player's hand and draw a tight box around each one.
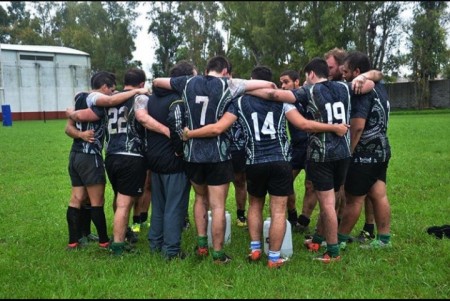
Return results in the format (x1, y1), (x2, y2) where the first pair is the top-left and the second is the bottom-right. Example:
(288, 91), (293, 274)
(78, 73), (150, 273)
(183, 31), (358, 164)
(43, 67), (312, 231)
(335, 123), (350, 137)
(352, 74), (367, 94)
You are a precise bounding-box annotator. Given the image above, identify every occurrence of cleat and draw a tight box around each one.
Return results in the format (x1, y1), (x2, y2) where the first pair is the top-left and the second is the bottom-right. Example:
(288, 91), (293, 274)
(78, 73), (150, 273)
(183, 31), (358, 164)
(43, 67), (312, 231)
(248, 250), (262, 262)
(66, 242), (80, 250)
(360, 239), (392, 249)
(213, 253), (232, 265)
(86, 233), (99, 242)
(313, 252), (341, 263)
(304, 239), (321, 252)
(126, 227), (138, 244)
(78, 236), (89, 247)
(267, 257), (288, 269)
(236, 216), (247, 227)
(131, 223), (141, 233)
(293, 223), (310, 234)
(98, 241), (110, 249)
(355, 230), (375, 243)
(109, 242), (139, 256)
(195, 246), (209, 257)
(339, 241), (347, 251)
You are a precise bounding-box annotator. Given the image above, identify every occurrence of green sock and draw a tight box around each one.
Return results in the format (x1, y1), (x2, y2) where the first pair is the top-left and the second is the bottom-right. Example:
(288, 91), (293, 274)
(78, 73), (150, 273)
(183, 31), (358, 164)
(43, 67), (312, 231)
(212, 250), (225, 260)
(110, 242), (126, 256)
(378, 233), (391, 244)
(327, 243), (339, 257)
(197, 236), (208, 248)
(312, 233), (325, 244)
(338, 233), (349, 243)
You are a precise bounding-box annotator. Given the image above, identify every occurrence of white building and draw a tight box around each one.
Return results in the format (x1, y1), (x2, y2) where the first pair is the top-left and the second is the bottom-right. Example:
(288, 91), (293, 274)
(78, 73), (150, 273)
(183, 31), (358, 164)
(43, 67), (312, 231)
(0, 43), (90, 121)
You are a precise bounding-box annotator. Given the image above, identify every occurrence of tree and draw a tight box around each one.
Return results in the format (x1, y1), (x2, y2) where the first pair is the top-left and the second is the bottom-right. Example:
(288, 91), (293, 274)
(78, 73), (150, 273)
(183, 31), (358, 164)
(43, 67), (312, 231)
(6, 1), (41, 44)
(220, 1), (298, 80)
(55, 1), (139, 82)
(408, 1), (449, 108)
(177, 1), (225, 74)
(0, 5), (10, 43)
(147, 1), (183, 78)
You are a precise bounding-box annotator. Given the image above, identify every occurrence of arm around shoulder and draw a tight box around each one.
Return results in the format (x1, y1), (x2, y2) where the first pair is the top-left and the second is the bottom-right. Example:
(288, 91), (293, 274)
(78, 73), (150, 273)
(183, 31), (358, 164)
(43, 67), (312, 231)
(152, 78), (172, 90)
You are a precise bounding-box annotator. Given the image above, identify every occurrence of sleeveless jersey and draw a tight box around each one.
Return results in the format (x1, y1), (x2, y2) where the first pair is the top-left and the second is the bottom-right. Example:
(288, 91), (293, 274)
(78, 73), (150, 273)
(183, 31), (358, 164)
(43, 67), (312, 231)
(351, 81), (391, 163)
(170, 75), (246, 163)
(292, 81), (351, 162)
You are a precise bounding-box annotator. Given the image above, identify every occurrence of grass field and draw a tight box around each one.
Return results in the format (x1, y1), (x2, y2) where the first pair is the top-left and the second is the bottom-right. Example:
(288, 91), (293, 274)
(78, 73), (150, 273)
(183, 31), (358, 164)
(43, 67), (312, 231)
(0, 110), (449, 299)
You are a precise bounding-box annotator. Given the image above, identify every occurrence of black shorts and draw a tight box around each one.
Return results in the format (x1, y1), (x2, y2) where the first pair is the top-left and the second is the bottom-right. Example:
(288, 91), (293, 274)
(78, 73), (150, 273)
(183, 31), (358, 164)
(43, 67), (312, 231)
(105, 154), (147, 197)
(307, 158), (350, 192)
(68, 152), (106, 187)
(231, 149), (246, 174)
(185, 160), (234, 186)
(345, 162), (389, 196)
(290, 144), (307, 171)
(246, 161), (293, 197)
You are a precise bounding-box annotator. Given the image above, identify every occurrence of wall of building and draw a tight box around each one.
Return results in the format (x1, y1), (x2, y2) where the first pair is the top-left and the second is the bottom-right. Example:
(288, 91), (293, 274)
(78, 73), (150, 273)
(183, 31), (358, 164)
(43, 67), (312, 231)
(0, 44), (90, 121)
(385, 79), (450, 109)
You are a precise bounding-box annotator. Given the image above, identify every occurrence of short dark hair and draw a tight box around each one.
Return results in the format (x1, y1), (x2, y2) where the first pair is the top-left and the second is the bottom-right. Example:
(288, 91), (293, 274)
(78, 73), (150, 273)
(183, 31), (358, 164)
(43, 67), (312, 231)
(280, 70), (300, 82)
(90, 71), (116, 90)
(343, 51), (371, 73)
(251, 65), (272, 81)
(303, 58), (329, 79)
(124, 68), (146, 87)
(169, 60), (197, 77)
(206, 55), (231, 74)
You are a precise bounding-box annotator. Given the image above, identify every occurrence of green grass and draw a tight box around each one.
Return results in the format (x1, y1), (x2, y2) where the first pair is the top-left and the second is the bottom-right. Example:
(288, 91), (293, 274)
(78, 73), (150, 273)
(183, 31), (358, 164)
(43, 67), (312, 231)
(0, 112), (449, 299)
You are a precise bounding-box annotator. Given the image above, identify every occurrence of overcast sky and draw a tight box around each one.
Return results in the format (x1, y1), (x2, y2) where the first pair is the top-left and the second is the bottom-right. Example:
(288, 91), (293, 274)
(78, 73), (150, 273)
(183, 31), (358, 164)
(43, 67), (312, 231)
(2, 2), (449, 78)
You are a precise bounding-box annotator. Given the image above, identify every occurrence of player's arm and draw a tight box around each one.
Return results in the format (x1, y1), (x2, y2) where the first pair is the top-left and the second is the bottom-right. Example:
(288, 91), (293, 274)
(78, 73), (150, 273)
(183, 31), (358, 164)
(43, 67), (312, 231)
(352, 77), (375, 94)
(285, 107), (349, 137)
(352, 70), (383, 90)
(349, 118), (366, 153)
(246, 88), (296, 103)
(152, 78), (172, 90)
(134, 96), (170, 138)
(68, 108), (100, 123)
(182, 112), (237, 140)
(94, 88), (150, 107)
(244, 79), (277, 91)
(64, 118), (95, 142)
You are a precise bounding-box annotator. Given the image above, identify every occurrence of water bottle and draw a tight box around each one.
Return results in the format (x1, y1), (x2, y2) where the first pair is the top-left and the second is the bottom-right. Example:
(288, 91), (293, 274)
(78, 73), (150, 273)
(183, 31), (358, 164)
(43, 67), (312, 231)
(263, 217), (293, 258)
(207, 210), (231, 247)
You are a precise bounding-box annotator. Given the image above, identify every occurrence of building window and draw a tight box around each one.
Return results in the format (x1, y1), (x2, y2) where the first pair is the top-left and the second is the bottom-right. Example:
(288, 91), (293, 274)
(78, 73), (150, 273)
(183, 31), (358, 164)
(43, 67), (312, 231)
(20, 55), (54, 61)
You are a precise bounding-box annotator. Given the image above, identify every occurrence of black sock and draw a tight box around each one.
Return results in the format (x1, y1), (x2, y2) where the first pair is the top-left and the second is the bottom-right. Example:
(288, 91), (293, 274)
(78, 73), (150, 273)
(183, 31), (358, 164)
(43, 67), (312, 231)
(91, 206), (109, 243)
(67, 206), (81, 244)
(298, 214), (310, 227)
(288, 209), (298, 222)
(237, 209), (245, 218)
(363, 223), (375, 237)
(133, 215), (141, 224)
(140, 212), (148, 223)
(79, 205), (92, 237)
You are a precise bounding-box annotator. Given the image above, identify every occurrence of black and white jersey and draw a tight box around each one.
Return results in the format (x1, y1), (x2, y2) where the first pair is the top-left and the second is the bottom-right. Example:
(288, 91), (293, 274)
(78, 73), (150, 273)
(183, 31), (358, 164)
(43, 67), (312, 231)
(351, 81), (391, 163)
(170, 75), (246, 163)
(70, 92), (105, 156)
(92, 91), (146, 157)
(292, 81), (352, 162)
(231, 94), (292, 165)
